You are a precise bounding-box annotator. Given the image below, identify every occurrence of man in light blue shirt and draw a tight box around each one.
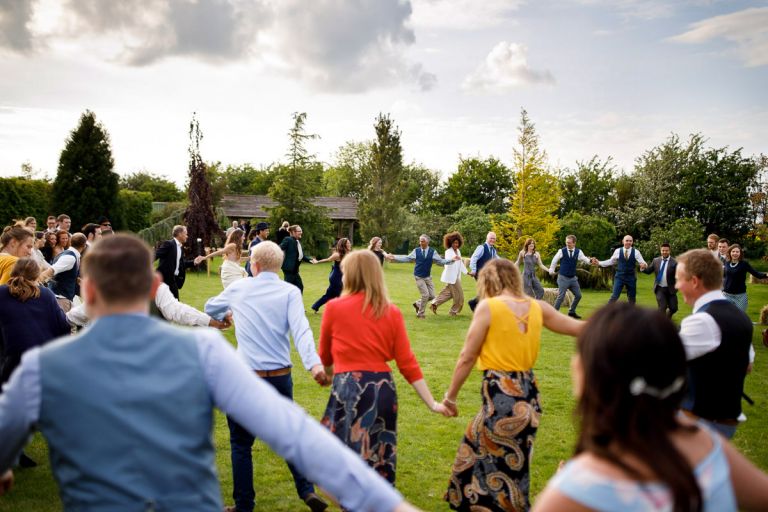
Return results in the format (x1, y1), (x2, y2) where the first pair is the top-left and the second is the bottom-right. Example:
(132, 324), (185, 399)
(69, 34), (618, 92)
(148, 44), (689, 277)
(0, 235), (416, 512)
(205, 241), (330, 512)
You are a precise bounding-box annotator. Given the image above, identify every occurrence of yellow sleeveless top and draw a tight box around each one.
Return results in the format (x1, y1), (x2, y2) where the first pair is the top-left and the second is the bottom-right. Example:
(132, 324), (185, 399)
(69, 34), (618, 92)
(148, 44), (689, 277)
(477, 296), (542, 372)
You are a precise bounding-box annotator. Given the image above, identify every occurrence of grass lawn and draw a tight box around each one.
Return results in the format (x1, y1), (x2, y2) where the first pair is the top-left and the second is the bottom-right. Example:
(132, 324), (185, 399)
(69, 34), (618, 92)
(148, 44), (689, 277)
(3, 258), (767, 511)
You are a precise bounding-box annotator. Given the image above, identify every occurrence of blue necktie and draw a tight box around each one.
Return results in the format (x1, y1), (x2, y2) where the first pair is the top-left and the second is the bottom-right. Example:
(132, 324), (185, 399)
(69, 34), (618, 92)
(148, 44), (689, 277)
(656, 259), (667, 284)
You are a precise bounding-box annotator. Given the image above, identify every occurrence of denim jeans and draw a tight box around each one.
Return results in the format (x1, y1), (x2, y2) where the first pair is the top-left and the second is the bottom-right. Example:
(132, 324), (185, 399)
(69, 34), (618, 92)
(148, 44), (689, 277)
(226, 372), (315, 512)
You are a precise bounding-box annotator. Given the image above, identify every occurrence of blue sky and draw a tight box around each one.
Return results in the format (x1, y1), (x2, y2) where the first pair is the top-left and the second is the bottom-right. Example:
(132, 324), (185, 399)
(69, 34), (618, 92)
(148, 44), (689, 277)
(0, 0), (765, 185)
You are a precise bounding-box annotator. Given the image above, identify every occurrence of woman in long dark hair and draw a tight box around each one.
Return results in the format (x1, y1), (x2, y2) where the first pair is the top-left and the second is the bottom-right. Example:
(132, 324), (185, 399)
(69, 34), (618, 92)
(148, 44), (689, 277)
(534, 303), (768, 512)
(722, 243), (766, 312)
(311, 238), (351, 313)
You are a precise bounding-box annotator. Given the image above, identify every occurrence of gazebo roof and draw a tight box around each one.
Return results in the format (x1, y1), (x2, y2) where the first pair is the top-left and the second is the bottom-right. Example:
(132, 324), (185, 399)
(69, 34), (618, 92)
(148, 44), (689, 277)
(221, 195), (358, 221)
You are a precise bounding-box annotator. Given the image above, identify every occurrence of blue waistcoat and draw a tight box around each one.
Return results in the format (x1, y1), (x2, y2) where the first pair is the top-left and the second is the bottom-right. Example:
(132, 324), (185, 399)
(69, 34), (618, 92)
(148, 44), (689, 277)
(617, 248), (637, 277)
(414, 247), (435, 278)
(38, 315), (221, 511)
(476, 244), (494, 274)
(559, 247), (580, 277)
(50, 249), (79, 300)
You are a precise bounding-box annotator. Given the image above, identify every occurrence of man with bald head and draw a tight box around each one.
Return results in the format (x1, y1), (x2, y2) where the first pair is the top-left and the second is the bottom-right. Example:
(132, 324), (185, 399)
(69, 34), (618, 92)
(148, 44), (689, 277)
(597, 234), (648, 305)
(467, 231), (501, 312)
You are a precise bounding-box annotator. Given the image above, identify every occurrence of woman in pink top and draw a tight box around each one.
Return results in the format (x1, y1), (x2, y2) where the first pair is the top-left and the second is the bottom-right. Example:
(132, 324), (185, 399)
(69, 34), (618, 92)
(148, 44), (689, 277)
(319, 250), (452, 486)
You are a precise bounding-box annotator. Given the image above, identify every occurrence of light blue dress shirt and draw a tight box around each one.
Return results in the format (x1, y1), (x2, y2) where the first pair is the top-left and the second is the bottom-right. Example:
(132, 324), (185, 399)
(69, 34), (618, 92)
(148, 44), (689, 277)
(204, 271), (321, 371)
(392, 247), (453, 265)
(0, 319), (403, 512)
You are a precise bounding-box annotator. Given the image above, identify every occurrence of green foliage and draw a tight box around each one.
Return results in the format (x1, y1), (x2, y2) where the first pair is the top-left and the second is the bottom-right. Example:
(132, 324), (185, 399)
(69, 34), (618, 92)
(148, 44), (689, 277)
(0, 177), (52, 226)
(324, 141), (371, 198)
(494, 109), (560, 259)
(558, 156), (618, 217)
(203, 162), (277, 199)
(184, 113), (225, 251)
(150, 201), (187, 225)
(402, 163), (442, 214)
(622, 133), (762, 240)
(51, 110), (120, 230)
(635, 217), (705, 259)
(113, 190), (152, 232)
(394, 208), (451, 251)
(267, 113), (332, 253)
(358, 113), (407, 243)
(446, 204), (493, 250)
(441, 156), (514, 214)
(120, 172), (183, 202)
(557, 212), (616, 259)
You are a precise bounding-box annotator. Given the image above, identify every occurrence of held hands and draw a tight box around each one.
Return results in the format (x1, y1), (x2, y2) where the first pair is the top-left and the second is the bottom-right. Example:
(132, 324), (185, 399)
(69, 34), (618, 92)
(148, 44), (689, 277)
(590, 257), (599, 266)
(310, 258), (318, 264)
(310, 364), (331, 386)
(0, 470), (13, 496)
(639, 263), (648, 271)
(385, 253), (395, 261)
(208, 313), (233, 330)
(194, 255), (206, 266)
(440, 395), (458, 417)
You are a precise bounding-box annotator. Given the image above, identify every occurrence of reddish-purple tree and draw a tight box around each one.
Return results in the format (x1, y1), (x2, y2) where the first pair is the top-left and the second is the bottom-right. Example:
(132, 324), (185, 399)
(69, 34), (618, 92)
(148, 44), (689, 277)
(184, 113), (223, 256)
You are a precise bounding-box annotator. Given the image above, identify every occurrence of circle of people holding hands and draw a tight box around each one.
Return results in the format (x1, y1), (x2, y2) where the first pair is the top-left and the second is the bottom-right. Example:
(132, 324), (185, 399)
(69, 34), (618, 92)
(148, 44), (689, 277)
(0, 214), (767, 512)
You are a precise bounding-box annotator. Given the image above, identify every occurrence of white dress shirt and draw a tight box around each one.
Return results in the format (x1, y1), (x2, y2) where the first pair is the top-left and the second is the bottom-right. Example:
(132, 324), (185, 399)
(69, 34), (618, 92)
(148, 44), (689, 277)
(174, 239), (183, 276)
(598, 247), (647, 268)
(548, 247), (592, 274)
(50, 250), (80, 275)
(679, 290), (755, 363)
(66, 282), (211, 328)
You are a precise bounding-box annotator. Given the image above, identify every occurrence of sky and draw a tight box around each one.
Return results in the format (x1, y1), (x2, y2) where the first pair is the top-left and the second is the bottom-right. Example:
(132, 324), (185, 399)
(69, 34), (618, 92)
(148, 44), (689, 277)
(1, 0), (766, 186)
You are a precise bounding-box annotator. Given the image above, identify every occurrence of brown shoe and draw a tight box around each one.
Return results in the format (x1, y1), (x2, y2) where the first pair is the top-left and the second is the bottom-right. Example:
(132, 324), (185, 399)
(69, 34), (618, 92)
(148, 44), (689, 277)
(223, 506), (237, 512)
(430, 303), (438, 315)
(303, 493), (328, 512)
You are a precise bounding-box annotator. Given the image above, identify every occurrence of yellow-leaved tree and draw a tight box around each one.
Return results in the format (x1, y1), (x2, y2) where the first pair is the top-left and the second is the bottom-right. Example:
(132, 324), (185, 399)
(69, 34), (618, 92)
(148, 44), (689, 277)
(494, 109), (560, 259)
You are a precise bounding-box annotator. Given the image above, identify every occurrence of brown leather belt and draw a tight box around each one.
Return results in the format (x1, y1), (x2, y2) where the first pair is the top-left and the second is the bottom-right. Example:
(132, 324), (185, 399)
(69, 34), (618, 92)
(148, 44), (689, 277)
(681, 409), (739, 426)
(255, 367), (291, 378)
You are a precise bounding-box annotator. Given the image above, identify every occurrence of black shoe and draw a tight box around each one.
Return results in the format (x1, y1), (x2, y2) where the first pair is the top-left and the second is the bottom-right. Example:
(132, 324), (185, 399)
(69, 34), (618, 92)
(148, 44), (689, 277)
(303, 493), (328, 512)
(412, 302), (419, 314)
(568, 312), (582, 319)
(18, 452), (37, 468)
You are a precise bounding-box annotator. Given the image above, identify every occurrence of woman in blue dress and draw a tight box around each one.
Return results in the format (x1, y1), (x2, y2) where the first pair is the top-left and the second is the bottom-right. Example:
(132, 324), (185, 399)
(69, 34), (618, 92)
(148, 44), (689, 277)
(311, 238), (351, 313)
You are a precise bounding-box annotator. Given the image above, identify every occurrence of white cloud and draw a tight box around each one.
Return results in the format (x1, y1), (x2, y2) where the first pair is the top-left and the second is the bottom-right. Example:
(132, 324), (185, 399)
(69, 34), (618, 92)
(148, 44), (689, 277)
(462, 42), (554, 93)
(670, 7), (768, 67)
(0, 0), (35, 52)
(410, 0), (523, 30)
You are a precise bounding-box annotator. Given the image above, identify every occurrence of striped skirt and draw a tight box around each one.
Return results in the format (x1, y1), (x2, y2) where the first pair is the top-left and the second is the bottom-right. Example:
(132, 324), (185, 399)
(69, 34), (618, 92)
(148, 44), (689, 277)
(723, 292), (748, 311)
(321, 371), (398, 484)
(446, 369), (541, 512)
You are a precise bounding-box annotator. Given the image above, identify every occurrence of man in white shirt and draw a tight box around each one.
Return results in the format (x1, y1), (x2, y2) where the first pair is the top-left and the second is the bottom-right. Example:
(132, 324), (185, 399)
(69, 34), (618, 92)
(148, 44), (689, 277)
(596, 235), (647, 304)
(40, 233), (87, 310)
(676, 248), (754, 439)
(548, 234), (596, 319)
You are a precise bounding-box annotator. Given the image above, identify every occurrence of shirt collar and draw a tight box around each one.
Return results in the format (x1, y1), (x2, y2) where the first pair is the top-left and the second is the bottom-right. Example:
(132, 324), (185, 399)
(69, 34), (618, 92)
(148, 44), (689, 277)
(254, 271), (280, 280)
(693, 290), (725, 313)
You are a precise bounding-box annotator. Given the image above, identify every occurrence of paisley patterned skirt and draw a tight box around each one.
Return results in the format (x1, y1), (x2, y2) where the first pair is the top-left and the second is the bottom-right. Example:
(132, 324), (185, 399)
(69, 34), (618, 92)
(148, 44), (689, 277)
(445, 369), (541, 512)
(321, 371), (398, 484)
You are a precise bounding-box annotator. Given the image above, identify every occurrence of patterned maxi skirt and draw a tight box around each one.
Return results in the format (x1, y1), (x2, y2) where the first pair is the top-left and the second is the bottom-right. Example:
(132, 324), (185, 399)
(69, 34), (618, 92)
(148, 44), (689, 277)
(445, 369), (541, 512)
(723, 291), (748, 311)
(321, 371), (398, 484)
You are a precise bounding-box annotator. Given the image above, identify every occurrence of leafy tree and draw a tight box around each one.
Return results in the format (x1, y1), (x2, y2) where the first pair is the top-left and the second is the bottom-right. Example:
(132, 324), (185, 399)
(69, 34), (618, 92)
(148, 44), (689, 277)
(441, 156), (514, 214)
(51, 110), (119, 229)
(402, 163), (442, 214)
(634, 217), (704, 260)
(121, 171), (183, 202)
(627, 133), (762, 240)
(115, 190), (153, 232)
(323, 141), (371, 198)
(0, 177), (51, 226)
(358, 113), (408, 243)
(219, 163), (276, 196)
(267, 112), (331, 253)
(446, 204), (493, 250)
(558, 156), (618, 217)
(184, 113), (224, 253)
(494, 109), (560, 258)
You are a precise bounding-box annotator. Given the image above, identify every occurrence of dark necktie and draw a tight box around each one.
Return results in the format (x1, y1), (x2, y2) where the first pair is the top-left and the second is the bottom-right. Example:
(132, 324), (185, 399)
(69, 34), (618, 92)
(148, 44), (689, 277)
(656, 259), (667, 284)
(569, 250), (573, 259)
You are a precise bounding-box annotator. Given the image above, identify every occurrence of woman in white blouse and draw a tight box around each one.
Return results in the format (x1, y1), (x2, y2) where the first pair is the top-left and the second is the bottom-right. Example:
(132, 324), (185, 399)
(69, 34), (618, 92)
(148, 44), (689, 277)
(430, 232), (468, 316)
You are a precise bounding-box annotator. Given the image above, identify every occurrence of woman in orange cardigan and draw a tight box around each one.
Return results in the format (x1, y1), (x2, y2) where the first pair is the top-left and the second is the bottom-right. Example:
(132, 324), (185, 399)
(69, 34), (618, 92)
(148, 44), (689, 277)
(319, 250), (452, 485)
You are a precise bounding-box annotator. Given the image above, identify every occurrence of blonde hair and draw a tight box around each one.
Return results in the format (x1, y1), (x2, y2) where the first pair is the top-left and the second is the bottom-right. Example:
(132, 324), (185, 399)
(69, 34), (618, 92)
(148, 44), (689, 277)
(477, 259), (524, 299)
(676, 249), (723, 291)
(367, 237), (382, 250)
(251, 241), (284, 273)
(341, 250), (390, 318)
(1, 225), (34, 252)
(7, 258), (41, 302)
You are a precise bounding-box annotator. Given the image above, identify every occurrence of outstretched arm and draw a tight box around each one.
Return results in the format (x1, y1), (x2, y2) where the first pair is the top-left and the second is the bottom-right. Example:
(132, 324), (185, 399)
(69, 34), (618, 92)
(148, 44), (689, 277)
(538, 300), (584, 336)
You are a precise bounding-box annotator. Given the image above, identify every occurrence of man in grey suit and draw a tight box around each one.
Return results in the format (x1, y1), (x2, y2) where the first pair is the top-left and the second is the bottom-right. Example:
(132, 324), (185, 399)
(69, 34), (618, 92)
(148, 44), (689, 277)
(641, 242), (678, 319)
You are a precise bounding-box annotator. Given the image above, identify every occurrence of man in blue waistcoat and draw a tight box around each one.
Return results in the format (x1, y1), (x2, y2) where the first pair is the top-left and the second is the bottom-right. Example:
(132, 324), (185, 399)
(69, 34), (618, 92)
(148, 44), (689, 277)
(597, 234), (648, 304)
(467, 231), (501, 312)
(388, 234), (457, 318)
(548, 234), (596, 318)
(0, 234), (417, 512)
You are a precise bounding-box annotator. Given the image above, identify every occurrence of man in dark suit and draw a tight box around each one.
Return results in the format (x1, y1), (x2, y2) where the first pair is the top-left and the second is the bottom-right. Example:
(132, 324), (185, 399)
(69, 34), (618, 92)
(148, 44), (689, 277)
(155, 225), (195, 299)
(279, 225), (315, 293)
(641, 242), (678, 318)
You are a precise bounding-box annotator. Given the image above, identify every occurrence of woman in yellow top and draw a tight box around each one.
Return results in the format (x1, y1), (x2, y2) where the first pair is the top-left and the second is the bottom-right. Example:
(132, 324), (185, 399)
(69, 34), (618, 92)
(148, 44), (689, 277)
(443, 258), (583, 511)
(0, 225), (35, 285)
